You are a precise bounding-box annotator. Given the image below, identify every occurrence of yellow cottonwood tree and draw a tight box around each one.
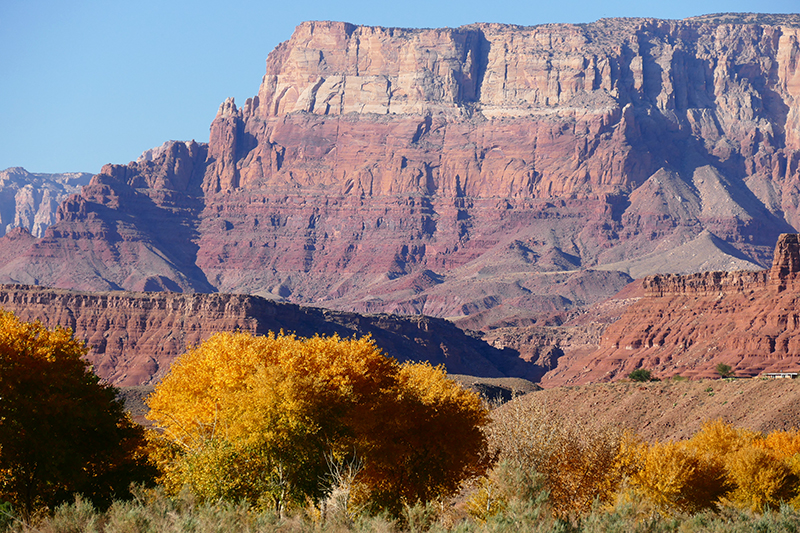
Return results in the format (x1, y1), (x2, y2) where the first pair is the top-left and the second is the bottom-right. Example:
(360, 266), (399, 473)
(626, 439), (728, 515)
(147, 331), (490, 515)
(759, 428), (800, 458)
(620, 421), (800, 515)
(686, 420), (797, 512)
(357, 361), (491, 513)
(724, 446), (795, 511)
(0, 311), (153, 518)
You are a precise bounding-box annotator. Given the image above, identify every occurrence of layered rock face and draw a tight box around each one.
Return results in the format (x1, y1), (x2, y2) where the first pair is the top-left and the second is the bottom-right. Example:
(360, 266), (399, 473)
(544, 233), (800, 385)
(2, 15), (800, 328)
(0, 143), (213, 293)
(0, 168), (91, 237)
(0, 284), (534, 386)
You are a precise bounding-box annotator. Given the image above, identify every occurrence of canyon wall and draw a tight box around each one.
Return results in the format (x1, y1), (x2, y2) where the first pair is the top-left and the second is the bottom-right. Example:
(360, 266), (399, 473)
(0, 168), (91, 238)
(1, 15), (800, 328)
(0, 284), (534, 386)
(543, 233), (800, 385)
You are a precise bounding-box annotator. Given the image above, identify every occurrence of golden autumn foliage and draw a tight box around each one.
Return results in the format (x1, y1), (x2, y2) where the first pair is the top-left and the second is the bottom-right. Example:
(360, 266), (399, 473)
(685, 419), (759, 459)
(619, 420), (800, 515)
(146, 331), (491, 516)
(684, 421), (799, 512)
(758, 428), (800, 458)
(724, 446), (795, 511)
(0, 311), (153, 518)
(486, 394), (800, 521)
(360, 362), (492, 512)
(625, 439), (728, 515)
(486, 400), (627, 517)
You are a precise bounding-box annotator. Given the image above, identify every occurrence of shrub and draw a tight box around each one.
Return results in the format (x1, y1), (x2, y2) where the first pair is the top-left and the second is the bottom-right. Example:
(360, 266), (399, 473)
(723, 425), (800, 511)
(466, 461), (549, 525)
(715, 363), (735, 378)
(487, 398), (626, 517)
(624, 439), (728, 515)
(724, 446), (795, 511)
(628, 369), (654, 382)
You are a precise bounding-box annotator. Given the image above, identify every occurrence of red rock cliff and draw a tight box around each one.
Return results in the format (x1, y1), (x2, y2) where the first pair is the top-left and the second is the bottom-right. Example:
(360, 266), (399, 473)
(545, 233), (800, 385)
(0, 284), (535, 386)
(207, 17), (800, 201)
(1, 16), (800, 329)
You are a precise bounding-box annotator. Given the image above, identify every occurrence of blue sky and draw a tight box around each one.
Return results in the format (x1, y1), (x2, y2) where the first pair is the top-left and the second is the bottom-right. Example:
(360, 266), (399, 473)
(1, 0), (798, 174)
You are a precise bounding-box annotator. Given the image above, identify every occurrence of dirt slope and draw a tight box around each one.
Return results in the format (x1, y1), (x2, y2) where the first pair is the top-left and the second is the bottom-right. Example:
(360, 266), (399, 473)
(507, 377), (800, 442)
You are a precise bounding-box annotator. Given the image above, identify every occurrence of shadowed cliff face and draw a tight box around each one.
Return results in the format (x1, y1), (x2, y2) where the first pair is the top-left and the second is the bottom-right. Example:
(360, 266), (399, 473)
(0, 284), (536, 386)
(1, 15), (800, 328)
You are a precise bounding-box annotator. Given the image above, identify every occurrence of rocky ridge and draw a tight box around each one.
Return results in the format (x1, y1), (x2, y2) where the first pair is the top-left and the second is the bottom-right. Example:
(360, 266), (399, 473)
(541, 233), (800, 386)
(1, 15), (800, 328)
(0, 168), (91, 238)
(0, 284), (534, 386)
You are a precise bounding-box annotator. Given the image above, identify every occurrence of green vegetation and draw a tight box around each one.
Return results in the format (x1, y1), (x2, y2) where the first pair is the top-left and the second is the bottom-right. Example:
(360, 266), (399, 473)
(10, 467), (800, 532)
(628, 368), (655, 382)
(716, 363), (735, 378)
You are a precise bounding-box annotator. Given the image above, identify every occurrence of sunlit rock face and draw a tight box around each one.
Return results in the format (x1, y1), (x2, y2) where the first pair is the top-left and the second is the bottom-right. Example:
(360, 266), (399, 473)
(2, 14), (800, 330)
(544, 234), (800, 386)
(0, 168), (91, 237)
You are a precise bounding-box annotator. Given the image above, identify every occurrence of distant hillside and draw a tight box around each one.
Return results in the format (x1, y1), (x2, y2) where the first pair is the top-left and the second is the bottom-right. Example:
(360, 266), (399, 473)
(0, 284), (537, 386)
(504, 377), (800, 442)
(0, 167), (90, 237)
(543, 234), (800, 385)
(478, 233), (800, 388)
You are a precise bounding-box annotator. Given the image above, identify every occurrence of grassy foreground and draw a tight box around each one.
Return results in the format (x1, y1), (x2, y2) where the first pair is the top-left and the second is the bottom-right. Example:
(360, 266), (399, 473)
(14, 387), (800, 532)
(7, 486), (800, 533)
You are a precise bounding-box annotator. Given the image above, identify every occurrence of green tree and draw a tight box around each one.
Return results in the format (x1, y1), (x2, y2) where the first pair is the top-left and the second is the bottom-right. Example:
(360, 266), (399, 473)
(0, 311), (153, 518)
(628, 368), (654, 382)
(716, 363), (735, 378)
(146, 331), (491, 516)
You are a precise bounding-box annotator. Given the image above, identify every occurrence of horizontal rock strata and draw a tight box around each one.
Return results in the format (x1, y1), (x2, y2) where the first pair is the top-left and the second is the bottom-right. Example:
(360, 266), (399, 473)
(0, 284), (536, 386)
(545, 233), (800, 384)
(1, 15), (800, 328)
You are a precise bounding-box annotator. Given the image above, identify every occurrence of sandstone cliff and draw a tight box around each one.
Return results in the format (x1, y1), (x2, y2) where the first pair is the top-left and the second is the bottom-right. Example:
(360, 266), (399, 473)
(2, 15), (800, 328)
(0, 168), (91, 237)
(543, 233), (800, 385)
(0, 284), (534, 386)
